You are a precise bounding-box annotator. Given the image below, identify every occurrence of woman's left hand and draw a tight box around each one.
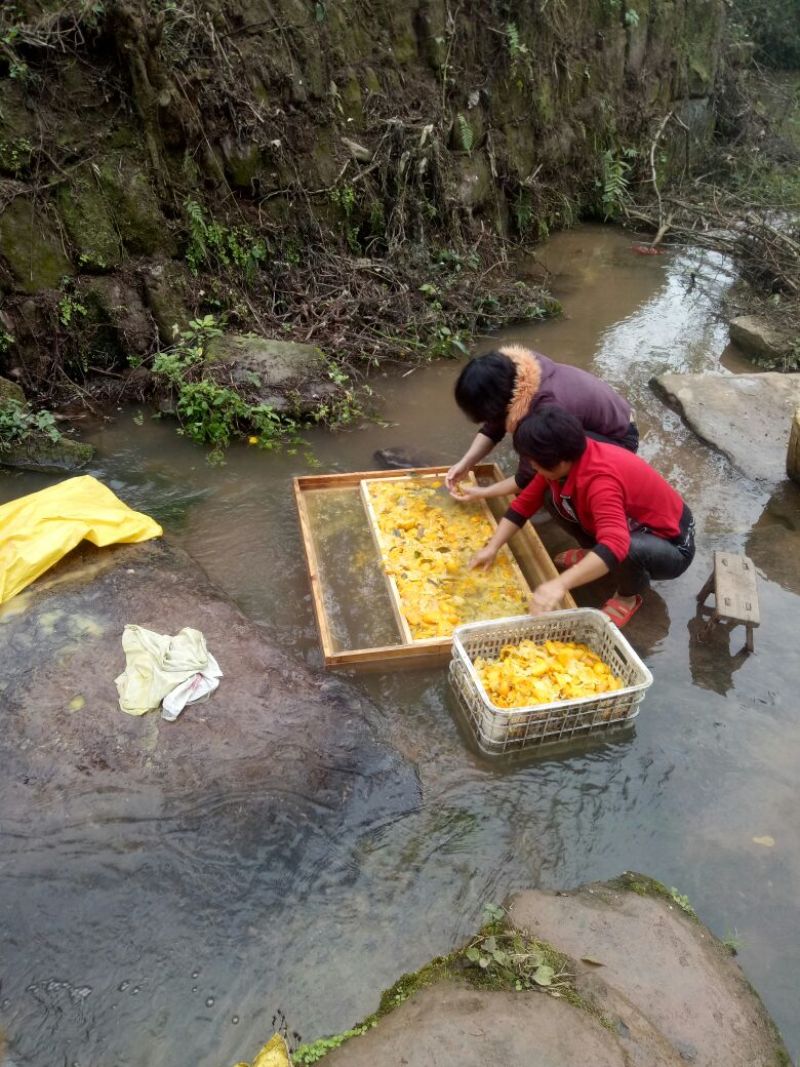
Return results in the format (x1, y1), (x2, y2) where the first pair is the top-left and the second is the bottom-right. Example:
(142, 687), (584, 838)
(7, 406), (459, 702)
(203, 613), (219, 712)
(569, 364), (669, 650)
(529, 577), (567, 615)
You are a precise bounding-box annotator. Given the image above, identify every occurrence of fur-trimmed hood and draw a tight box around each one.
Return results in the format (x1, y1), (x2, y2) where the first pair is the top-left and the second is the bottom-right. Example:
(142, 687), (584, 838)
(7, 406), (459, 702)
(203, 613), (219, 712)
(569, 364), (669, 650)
(499, 345), (542, 433)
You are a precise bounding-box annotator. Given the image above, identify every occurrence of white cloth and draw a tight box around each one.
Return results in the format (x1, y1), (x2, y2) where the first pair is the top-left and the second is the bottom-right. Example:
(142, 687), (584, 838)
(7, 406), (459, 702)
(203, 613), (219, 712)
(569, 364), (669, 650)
(114, 624), (222, 721)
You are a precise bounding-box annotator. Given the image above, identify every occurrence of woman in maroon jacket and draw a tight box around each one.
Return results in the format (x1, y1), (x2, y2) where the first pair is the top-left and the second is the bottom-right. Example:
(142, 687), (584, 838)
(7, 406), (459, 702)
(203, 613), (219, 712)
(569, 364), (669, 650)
(467, 408), (695, 627)
(446, 345), (638, 500)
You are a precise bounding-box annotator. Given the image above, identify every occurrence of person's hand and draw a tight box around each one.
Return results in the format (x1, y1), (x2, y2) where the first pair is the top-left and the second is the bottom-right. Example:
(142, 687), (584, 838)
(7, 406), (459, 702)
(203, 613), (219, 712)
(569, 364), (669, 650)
(446, 461), (471, 497)
(451, 481), (487, 503)
(529, 577), (567, 615)
(469, 545), (497, 571)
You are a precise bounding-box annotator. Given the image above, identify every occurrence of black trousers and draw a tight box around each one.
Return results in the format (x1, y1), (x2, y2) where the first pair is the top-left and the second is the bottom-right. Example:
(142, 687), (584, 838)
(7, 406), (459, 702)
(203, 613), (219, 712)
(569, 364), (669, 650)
(586, 421), (640, 453)
(545, 495), (695, 596)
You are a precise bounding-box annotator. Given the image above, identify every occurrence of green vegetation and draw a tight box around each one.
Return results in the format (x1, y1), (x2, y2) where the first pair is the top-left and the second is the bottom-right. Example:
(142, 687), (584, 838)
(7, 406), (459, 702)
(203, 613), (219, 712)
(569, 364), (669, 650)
(669, 888), (697, 919)
(599, 149), (632, 219)
(293, 1024), (375, 1065)
(291, 903), (608, 1063)
(183, 199), (267, 279)
(151, 316), (301, 461)
(506, 22), (532, 86)
(0, 399), (62, 452)
(730, 0), (800, 68)
(722, 930), (743, 956)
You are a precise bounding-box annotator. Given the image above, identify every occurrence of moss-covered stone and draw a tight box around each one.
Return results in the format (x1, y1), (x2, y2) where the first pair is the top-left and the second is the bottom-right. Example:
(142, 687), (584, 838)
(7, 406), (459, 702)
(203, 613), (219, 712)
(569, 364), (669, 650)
(0, 376), (25, 404)
(0, 198), (74, 292)
(96, 158), (175, 257)
(221, 139), (264, 190)
(57, 177), (123, 270)
(141, 259), (193, 345)
(362, 66), (381, 95)
(340, 72), (364, 124)
(0, 433), (94, 473)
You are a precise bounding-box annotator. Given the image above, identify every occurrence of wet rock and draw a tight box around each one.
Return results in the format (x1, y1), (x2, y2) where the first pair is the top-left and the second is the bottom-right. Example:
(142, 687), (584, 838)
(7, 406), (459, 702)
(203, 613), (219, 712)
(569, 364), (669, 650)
(0, 538), (419, 803)
(206, 332), (337, 414)
(322, 874), (789, 1067)
(373, 446), (437, 470)
(729, 316), (793, 365)
(651, 371), (800, 483)
(0, 432), (94, 473)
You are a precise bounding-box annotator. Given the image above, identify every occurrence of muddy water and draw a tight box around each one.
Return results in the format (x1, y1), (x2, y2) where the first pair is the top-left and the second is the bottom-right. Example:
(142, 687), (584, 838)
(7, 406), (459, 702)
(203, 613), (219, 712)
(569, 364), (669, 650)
(2, 225), (799, 1065)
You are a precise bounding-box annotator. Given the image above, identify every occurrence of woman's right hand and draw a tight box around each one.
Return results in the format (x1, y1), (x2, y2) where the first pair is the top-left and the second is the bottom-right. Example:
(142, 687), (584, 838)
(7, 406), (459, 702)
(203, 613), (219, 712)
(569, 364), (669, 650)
(445, 460), (471, 496)
(469, 545), (497, 571)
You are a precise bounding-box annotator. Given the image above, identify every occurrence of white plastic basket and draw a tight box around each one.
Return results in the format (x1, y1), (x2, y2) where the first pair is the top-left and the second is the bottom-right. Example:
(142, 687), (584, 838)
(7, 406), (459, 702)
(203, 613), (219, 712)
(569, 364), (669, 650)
(449, 609), (653, 757)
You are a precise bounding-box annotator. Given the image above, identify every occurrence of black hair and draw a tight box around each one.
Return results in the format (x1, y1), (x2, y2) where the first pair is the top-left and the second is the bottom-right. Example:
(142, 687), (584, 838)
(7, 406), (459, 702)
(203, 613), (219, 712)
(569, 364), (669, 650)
(512, 408), (587, 470)
(454, 351), (517, 423)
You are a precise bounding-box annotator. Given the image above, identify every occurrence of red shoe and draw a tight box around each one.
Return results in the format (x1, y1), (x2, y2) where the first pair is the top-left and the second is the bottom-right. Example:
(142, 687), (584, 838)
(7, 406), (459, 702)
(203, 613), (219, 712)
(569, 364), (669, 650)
(554, 548), (588, 571)
(602, 595), (643, 628)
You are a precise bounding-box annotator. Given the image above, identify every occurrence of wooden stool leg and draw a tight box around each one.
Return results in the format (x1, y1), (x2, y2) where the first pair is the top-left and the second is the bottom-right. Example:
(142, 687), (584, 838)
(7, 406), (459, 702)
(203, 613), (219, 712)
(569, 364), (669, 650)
(745, 624), (755, 654)
(697, 572), (714, 605)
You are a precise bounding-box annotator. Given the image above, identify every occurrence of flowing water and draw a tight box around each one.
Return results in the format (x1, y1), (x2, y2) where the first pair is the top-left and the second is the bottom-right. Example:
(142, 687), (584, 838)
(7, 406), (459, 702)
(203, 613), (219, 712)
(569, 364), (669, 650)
(1, 225), (799, 1065)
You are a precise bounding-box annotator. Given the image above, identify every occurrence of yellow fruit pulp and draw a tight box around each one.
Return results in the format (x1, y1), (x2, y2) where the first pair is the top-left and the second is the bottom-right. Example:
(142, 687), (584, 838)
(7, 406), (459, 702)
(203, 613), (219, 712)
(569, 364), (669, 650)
(364, 478), (529, 639)
(474, 639), (624, 709)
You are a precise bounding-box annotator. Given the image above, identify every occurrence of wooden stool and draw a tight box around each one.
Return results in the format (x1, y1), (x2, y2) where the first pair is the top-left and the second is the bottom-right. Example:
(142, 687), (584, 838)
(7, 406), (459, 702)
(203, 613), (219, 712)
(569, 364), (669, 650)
(696, 552), (760, 653)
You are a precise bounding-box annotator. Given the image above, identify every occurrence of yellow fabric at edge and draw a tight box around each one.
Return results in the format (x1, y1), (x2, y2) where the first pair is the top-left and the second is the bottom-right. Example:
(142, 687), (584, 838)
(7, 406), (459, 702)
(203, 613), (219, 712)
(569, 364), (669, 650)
(0, 474), (162, 604)
(230, 1033), (292, 1067)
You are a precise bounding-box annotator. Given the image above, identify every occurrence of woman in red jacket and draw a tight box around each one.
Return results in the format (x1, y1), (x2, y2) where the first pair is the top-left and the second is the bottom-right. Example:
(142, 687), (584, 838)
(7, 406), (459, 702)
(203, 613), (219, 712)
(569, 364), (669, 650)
(468, 408), (695, 627)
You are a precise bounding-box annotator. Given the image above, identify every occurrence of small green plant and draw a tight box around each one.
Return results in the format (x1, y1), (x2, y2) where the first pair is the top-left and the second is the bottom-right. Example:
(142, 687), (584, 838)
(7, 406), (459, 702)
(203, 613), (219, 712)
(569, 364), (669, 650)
(506, 22), (532, 84)
(624, 8), (640, 27)
(183, 199), (267, 279)
(0, 136), (32, 176)
(0, 399), (62, 452)
(599, 149), (631, 219)
(456, 113), (474, 153)
(460, 904), (571, 994)
(294, 1024), (374, 1065)
(330, 184), (360, 252)
(669, 887), (697, 918)
(151, 315), (303, 459)
(0, 327), (14, 355)
(722, 929), (743, 955)
(57, 281), (88, 329)
(513, 189), (534, 236)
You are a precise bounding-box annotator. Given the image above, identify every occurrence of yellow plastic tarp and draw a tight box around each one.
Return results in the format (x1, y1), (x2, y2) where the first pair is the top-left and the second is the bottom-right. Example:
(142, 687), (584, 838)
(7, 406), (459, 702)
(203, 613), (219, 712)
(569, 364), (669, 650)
(0, 474), (163, 605)
(232, 1033), (292, 1067)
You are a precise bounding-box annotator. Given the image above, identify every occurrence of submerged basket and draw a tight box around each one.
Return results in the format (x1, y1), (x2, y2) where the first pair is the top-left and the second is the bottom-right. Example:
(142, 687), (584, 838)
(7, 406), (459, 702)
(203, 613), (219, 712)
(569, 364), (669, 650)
(449, 609), (653, 757)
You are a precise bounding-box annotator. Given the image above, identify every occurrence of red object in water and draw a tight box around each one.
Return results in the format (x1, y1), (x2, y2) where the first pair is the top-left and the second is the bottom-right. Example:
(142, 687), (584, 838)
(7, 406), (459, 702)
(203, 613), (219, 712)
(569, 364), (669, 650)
(631, 243), (664, 255)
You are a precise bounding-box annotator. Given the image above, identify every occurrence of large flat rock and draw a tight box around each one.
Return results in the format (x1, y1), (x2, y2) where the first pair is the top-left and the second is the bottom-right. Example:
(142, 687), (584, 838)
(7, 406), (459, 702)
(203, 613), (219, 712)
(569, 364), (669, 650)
(510, 879), (785, 1067)
(0, 539), (419, 1067)
(0, 538), (418, 801)
(652, 371), (800, 482)
(321, 876), (788, 1067)
(324, 980), (635, 1067)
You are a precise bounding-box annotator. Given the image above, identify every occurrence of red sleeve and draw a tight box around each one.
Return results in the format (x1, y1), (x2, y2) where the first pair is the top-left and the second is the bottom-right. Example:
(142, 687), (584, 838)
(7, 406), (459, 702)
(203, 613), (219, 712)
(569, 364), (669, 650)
(584, 475), (630, 563)
(504, 473), (547, 526)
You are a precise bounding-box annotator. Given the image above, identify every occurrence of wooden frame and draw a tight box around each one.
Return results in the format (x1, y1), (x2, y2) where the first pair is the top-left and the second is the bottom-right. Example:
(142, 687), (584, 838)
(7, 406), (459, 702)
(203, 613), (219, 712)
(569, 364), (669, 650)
(294, 464), (576, 670)
(360, 471), (534, 645)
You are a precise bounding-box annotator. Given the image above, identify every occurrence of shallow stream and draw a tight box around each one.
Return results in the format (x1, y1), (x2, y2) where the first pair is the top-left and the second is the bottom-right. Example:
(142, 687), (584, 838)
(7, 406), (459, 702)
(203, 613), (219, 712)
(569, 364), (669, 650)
(1, 226), (798, 1066)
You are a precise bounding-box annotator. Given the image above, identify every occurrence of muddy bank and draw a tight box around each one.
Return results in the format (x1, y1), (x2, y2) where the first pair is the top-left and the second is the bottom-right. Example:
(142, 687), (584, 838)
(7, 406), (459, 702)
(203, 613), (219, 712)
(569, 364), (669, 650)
(0, 538), (420, 1067)
(317, 875), (789, 1067)
(0, 0), (727, 406)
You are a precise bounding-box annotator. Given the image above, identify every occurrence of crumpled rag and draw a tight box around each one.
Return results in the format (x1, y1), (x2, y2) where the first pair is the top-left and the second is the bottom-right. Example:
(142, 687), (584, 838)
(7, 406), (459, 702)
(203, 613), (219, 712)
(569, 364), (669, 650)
(115, 624), (222, 721)
(0, 474), (162, 605)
